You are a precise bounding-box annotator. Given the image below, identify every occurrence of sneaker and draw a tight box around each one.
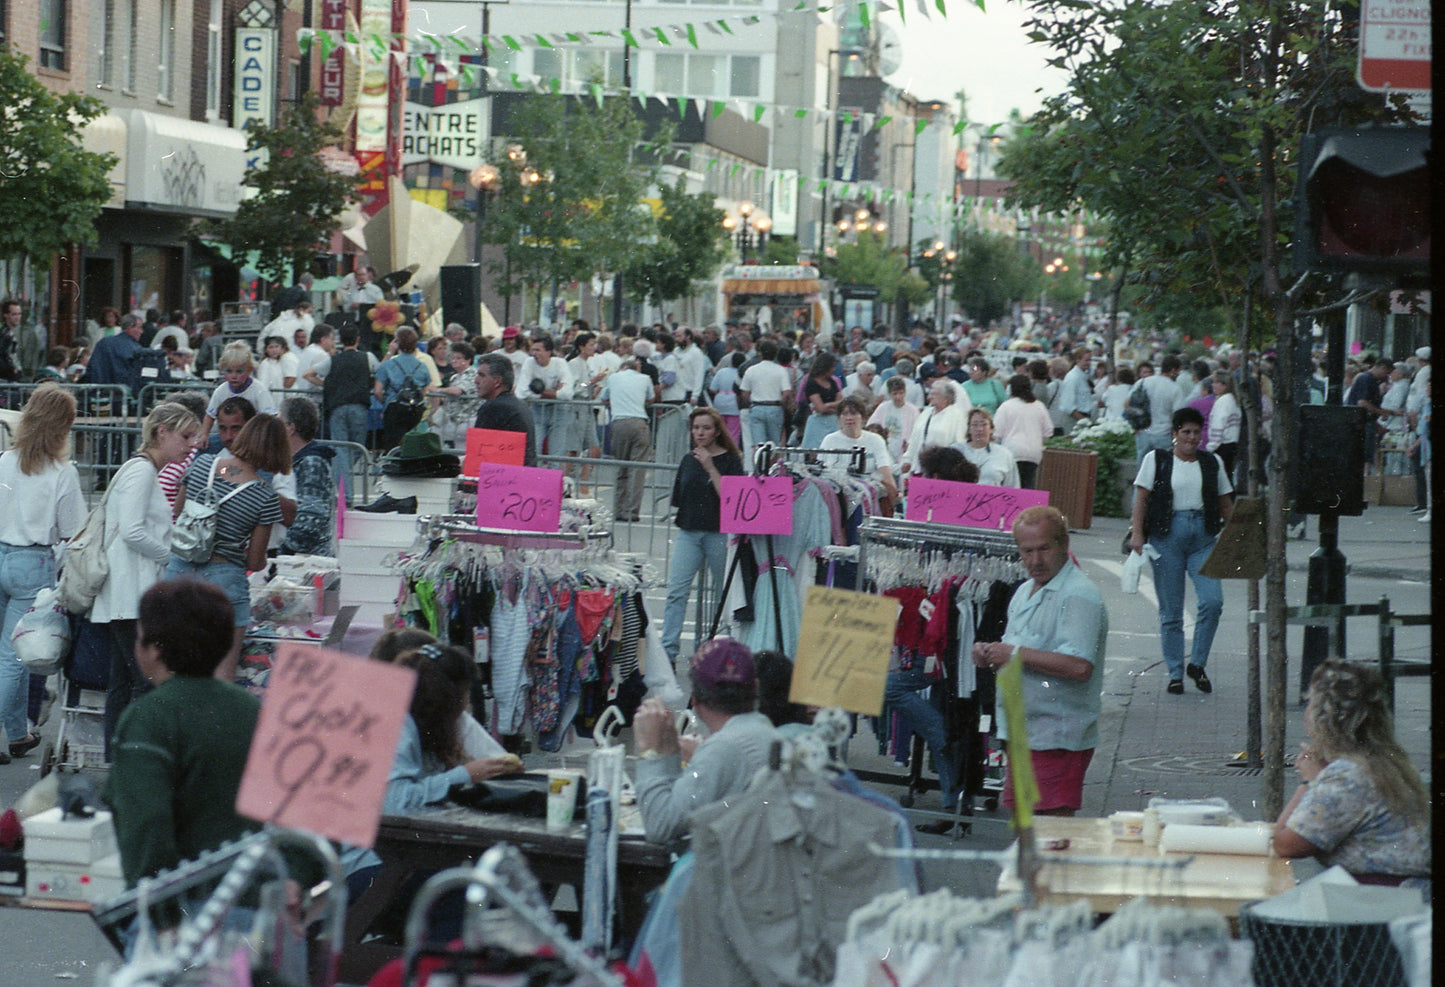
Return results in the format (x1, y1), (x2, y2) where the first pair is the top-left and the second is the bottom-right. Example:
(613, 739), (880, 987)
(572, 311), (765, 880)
(1287, 521), (1306, 540)
(1419, 513), (1431, 523)
(1409, 505), (1427, 514)
(1186, 664), (1213, 694)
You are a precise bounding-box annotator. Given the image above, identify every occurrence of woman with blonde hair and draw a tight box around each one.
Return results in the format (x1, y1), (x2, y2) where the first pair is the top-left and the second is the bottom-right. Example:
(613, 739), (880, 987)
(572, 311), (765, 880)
(1274, 660), (1430, 888)
(96, 401), (204, 753)
(0, 385), (86, 759)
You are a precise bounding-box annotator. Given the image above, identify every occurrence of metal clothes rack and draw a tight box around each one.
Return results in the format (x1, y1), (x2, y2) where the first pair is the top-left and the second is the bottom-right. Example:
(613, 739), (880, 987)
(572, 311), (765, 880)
(418, 514), (611, 552)
(857, 515), (1022, 582)
(753, 440), (868, 476)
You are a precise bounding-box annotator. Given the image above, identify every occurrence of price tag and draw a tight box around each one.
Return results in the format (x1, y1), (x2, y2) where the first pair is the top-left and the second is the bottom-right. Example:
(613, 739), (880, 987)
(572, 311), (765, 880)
(790, 586), (900, 716)
(474, 462), (564, 532)
(905, 478), (1049, 530)
(140, 366), (159, 378)
(204, 370), (220, 380)
(719, 475), (792, 535)
(463, 427), (527, 476)
(235, 644), (415, 848)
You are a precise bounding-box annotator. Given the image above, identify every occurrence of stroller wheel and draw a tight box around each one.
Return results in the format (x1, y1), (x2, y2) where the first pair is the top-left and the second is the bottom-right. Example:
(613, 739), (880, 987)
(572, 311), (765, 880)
(38, 741), (55, 778)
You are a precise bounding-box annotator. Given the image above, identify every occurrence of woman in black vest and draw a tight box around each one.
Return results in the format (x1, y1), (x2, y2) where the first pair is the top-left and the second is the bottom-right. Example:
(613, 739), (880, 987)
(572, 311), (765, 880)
(1128, 407), (1234, 695)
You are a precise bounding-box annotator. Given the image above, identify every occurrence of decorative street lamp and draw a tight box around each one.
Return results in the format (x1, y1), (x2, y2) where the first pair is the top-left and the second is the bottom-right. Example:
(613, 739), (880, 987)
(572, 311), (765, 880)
(723, 200), (772, 262)
(469, 143), (549, 325)
(921, 239), (956, 324)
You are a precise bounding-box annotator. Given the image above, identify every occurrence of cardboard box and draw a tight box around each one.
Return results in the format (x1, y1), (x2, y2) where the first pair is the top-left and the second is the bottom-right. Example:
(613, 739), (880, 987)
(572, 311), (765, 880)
(25, 853), (125, 903)
(340, 513), (419, 546)
(1367, 473), (1416, 506)
(22, 808), (117, 866)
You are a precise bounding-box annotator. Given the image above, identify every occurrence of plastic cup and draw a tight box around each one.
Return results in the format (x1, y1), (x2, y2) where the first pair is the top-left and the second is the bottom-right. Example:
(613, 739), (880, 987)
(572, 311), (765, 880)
(546, 769), (584, 831)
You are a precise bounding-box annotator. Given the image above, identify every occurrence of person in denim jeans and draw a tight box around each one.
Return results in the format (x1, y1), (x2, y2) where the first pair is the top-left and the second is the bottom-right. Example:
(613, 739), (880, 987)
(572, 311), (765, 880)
(0, 385), (86, 759)
(1129, 407), (1235, 695)
(661, 408), (744, 664)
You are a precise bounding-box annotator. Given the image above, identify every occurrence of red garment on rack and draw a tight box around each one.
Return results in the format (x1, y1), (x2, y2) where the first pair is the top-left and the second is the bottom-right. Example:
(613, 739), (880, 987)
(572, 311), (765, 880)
(883, 586), (928, 652)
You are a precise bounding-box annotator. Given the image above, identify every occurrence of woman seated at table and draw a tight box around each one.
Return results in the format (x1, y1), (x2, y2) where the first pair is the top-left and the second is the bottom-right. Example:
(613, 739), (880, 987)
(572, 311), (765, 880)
(1273, 660), (1430, 892)
(820, 396), (899, 511)
(953, 407), (1020, 487)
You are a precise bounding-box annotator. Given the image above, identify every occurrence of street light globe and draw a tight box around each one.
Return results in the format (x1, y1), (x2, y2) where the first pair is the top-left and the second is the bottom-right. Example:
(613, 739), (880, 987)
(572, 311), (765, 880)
(755, 215), (773, 234)
(506, 144), (527, 164)
(873, 221), (888, 233)
(855, 208), (870, 222)
(944, 250), (957, 262)
(933, 240), (946, 252)
(739, 200), (754, 218)
(722, 215), (738, 231)
(468, 163), (499, 191)
(837, 219), (851, 233)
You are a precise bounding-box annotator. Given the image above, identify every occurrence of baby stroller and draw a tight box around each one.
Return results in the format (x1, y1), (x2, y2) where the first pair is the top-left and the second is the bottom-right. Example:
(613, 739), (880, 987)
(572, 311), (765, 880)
(38, 618), (111, 778)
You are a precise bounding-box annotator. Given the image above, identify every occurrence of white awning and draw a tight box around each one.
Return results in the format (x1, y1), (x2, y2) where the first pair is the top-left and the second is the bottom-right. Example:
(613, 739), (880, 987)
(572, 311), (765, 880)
(122, 110), (246, 218)
(80, 112), (127, 209)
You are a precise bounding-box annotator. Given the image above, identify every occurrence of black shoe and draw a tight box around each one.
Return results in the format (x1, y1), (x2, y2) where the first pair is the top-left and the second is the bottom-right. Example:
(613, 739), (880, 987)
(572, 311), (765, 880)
(915, 818), (971, 837)
(1167, 680), (1184, 695)
(1410, 505), (1427, 513)
(355, 494), (417, 514)
(1186, 664), (1213, 693)
(8, 733), (41, 757)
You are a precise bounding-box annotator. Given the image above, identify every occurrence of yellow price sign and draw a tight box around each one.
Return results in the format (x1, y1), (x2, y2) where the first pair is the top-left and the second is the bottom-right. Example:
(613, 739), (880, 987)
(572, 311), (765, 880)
(790, 586), (900, 716)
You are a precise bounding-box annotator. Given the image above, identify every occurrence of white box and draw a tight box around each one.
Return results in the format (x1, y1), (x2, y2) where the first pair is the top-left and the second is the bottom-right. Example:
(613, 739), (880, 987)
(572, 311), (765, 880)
(339, 513), (418, 546)
(26, 853), (125, 903)
(337, 541), (402, 575)
(338, 572), (404, 609)
(23, 808), (117, 866)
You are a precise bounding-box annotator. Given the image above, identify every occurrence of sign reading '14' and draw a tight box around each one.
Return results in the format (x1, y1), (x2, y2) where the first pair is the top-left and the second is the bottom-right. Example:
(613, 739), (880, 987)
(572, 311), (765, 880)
(719, 476), (793, 535)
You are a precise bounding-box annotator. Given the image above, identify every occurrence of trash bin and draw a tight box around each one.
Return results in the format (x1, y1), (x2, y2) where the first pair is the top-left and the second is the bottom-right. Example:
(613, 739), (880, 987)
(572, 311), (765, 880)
(1239, 900), (1408, 987)
(1037, 447), (1097, 529)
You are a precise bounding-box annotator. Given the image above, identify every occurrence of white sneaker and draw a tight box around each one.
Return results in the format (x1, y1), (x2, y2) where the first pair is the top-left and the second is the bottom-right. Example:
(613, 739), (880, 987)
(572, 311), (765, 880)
(1419, 513), (1431, 522)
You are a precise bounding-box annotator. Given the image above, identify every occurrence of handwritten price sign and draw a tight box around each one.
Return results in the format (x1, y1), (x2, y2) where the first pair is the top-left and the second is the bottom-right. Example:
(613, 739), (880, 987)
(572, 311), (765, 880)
(791, 586), (900, 716)
(463, 427), (527, 476)
(719, 475), (793, 535)
(905, 478), (1049, 530)
(475, 462), (564, 532)
(236, 644), (415, 848)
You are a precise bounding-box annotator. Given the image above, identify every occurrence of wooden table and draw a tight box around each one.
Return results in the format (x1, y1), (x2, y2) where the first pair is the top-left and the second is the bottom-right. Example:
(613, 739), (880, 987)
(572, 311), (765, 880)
(340, 805), (672, 983)
(996, 817), (1295, 918)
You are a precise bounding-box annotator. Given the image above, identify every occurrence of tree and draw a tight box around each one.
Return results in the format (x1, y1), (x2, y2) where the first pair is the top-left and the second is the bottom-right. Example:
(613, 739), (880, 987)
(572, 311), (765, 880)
(482, 95), (659, 314)
(829, 230), (916, 304)
(207, 91), (354, 284)
(1006, 0), (1414, 814)
(0, 47), (115, 264)
(947, 229), (1043, 325)
(623, 177), (728, 307)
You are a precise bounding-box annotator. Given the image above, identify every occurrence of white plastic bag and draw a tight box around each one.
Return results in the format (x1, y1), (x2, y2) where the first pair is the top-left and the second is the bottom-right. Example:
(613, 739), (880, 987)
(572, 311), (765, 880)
(11, 586), (72, 675)
(1120, 545), (1158, 594)
(642, 622), (687, 709)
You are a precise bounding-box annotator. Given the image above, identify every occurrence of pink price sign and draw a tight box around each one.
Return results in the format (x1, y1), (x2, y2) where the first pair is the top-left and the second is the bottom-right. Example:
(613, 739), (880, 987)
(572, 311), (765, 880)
(474, 462), (564, 532)
(719, 475), (793, 535)
(905, 478), (1049, 530)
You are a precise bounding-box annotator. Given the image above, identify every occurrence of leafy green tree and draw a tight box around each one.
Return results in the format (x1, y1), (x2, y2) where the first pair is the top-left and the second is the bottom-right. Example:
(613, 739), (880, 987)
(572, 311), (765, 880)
(945, 229), (1042, 325)
(0, 47), (115, 264)
(207, 92), (354, 284)
(623, 178), (727, 307)
(829, 230), (913, 304)
(482, 95), (659, 314)
(760, 236), (801, 266)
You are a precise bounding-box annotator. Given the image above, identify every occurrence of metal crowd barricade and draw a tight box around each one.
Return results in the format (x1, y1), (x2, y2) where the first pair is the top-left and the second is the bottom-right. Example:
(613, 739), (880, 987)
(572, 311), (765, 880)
(2, 381), (133, 422)
(137, 379), (216, 416)
(317, 438), (376, 506)
(72, 421), (143, 498)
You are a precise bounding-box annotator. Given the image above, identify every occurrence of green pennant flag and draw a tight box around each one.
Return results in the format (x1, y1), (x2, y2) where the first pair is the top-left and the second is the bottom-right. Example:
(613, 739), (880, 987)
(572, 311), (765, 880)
(875, 115), (893, 131)
(547, 77), (561, 93)
(678, 99), (688, 119)
(344, 31), (359, 44)
(953, 121), (968, 135)
(859, 2), (871, 30)
(535, 35), (553, 48)
(730, 163), (742, 175)
(449, 35), (471, 52)
(707, 158), (720, 170)
(686, 24), (699, 48)
(589, 82), (604, 107)
(502, 35), (522, 51)
(936, 0), (950, 16)
(315, 32), (334, 61)
(297, 31), (313, 57)
(972, 0), (986, 10)
(711, 100), (726, 119)
(566, 33), (583, 43)
(718, 20), (734, 35)
(915, 119), (930, 137)
(620, 29), (639, 47)
(794, 107), (808, 118)
(752, 104), (767, 123)
(651, 27), (670, 45)
(460, 64), (477, 89)
(510, 73), (524, 88)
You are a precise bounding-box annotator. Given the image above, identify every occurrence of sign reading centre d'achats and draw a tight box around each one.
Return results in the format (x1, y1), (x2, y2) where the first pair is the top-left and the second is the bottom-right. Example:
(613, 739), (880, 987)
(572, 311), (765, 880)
(401, 98), (490, 171)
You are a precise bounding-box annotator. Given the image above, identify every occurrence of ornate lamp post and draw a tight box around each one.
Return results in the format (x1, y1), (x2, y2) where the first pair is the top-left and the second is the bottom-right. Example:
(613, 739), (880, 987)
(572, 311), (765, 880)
(921, 239), (956, 324)
(469, 143), (547, 326)
(723, 200), (773, 262)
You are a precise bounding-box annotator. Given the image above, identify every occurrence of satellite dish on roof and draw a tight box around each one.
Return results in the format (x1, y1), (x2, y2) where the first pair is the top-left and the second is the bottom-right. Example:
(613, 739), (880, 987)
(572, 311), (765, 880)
(876, 24), (904, 78)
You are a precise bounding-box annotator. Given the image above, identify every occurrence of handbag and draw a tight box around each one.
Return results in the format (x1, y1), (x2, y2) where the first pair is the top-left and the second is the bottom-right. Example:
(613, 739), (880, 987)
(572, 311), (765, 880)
(171, 457), (259, 564)
(52, 467), (124, 615)
(11, 587), (71, 675)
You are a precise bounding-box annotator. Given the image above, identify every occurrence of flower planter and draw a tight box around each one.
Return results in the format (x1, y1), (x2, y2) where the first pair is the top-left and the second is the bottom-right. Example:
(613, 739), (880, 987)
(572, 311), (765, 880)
(1037, 447), (1097, 529)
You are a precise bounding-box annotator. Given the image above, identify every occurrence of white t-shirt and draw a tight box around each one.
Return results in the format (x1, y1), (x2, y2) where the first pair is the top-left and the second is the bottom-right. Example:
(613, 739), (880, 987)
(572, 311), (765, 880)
(1133, 449), (1233, 511)
(207, 378), (278, 418)
(255, 352), (300, 393)
(0, 452), (85, 546)
(819, 428), (894, 480)
(740, 360), (791, 403)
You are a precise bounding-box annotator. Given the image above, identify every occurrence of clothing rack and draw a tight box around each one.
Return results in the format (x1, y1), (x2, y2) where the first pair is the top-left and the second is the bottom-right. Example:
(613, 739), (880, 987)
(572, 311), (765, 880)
(753, 441), (867, 476)
(418, 513), (610, 551)
(858, 515), (1021, 574)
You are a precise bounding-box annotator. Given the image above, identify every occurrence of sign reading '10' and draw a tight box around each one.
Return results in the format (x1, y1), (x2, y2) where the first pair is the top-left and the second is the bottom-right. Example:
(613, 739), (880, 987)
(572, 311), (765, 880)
(719, 476), (793, 535)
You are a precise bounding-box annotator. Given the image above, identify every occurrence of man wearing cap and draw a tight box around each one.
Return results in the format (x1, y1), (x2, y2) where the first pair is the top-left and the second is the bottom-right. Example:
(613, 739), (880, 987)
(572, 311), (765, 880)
(498, 326), (528, 374)
(632, 639), (780, 847)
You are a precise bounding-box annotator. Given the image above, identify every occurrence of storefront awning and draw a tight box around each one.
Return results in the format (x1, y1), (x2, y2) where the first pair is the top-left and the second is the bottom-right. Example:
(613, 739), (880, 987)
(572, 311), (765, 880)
(721, 278), (822, 295)
(123, 110), (246, 218)
(80, 112), (127, 209)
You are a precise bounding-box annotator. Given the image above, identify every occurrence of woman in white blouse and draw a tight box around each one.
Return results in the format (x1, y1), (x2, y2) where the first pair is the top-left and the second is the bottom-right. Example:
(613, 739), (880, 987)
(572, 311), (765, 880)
(899, 378), (970, 479)
(1205, 371), (1241, 479)
(0, 386), (86, 760)
(820, 396), (899, 510)
(94, 402), (204, 754)
(992, 373), (1054, 489)
(954, 407), (1020, 487)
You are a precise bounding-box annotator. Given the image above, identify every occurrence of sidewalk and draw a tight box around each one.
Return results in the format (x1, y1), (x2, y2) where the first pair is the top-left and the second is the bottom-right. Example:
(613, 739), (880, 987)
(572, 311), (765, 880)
(1070, 502), (1432, 823)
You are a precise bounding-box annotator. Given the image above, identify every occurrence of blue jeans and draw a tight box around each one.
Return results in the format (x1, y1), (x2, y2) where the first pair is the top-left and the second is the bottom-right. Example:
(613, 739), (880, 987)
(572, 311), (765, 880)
(329, 403), (370, 501)
(0, 544), (56, 742)
(802, 413), (838, 449)
(662, 529), (728, 662)
(165, 557), (252, 628)
(1148, 510), (1224, 681)
(748, 405), (784, 448)
(884, 667), (958, 804)
(1135, 429), (1171, 462)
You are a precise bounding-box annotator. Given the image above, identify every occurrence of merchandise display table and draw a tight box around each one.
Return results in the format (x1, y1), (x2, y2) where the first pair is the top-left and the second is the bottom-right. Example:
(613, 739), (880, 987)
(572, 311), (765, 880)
(996, 816), (1295, 918)
(340, 805), (672, 983)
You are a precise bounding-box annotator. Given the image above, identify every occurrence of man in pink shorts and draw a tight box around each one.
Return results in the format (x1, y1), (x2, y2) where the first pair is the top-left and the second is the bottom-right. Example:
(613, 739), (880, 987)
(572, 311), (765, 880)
(973, 505), (1108, 815)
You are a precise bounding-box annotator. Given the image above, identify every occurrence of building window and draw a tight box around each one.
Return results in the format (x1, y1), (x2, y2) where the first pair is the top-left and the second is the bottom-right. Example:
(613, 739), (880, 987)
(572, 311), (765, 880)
(125, 0), (139, 92)
(98, 0), (115, 86)
(39, 0), (67, 70)
(533, 48), (563, 85)
(731, 55), (760, 98)
(206, 0), (223, 119)
(655, 53), (685, 95)
(157, 0), (176, 100)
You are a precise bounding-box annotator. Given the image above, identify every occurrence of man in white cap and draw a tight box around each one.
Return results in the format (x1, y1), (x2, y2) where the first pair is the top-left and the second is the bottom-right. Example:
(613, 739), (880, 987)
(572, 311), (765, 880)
(499, 325), (527, 373)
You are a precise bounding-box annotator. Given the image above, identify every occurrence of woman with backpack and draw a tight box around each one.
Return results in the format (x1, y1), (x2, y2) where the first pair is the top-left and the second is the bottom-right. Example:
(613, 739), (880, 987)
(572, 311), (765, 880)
(374, 327), (431, 450)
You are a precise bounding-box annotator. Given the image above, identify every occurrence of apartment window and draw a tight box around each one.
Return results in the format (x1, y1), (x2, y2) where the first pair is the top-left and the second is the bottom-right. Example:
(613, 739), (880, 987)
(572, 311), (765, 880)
(534, 48), (563, 85)
(125, 0), (139, 92)
(98, 0), (115, 86)
(206, 0), (223, 119)
(157, 0), (176, 100)
(0, 0), (7, 44)
(39, 0), (67, 70)
(731, 55), (760, 98)
(655, 53), (684, 95)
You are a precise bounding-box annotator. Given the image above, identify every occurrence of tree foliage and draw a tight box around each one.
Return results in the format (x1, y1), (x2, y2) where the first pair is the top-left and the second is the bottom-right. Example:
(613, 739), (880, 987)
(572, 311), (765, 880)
(0, 47), (115, 264)
(482, 95), (660, 308)
(623, 177), (728, 306)
(828, 230), (918, 304)
(932, 230), (1044, 325)
(207, 91), (354, 284)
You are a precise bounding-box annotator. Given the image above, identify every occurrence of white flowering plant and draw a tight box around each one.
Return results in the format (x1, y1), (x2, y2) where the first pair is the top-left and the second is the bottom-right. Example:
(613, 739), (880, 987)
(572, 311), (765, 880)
(1046, 417), (1137, 517)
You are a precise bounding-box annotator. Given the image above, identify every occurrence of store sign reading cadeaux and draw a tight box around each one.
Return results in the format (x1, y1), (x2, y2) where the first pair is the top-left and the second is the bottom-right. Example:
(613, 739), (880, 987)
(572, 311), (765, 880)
(475, 461), (564, 532)
(236, 644), (415, 848)
(905, 478), (1049, 530)
(719, 475), (793, 535)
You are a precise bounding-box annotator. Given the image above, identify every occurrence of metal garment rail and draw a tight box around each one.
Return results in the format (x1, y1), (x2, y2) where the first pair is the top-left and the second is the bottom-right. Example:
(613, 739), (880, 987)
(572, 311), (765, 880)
(1245, 595), (1430, 709)
(857, 515), (1022, 584)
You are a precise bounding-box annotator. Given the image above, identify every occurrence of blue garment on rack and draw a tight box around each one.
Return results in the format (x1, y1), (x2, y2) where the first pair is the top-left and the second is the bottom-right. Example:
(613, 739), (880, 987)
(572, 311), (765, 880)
(539, 588), (587, 752)
(489, 569), (532, 735)
(736, 482), (833, 655)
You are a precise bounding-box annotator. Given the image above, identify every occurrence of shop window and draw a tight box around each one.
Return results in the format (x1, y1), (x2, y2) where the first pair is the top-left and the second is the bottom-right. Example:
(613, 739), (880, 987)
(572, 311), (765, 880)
(39, 0), (67, 70)
(157, 0), (176, 101)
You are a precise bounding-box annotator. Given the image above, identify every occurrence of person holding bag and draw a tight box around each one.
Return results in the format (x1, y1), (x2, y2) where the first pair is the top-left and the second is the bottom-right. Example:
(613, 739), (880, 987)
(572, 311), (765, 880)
(166, 414), (289, 683)
(0, 385), (86, 761)
(94, 402), (204, 755)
